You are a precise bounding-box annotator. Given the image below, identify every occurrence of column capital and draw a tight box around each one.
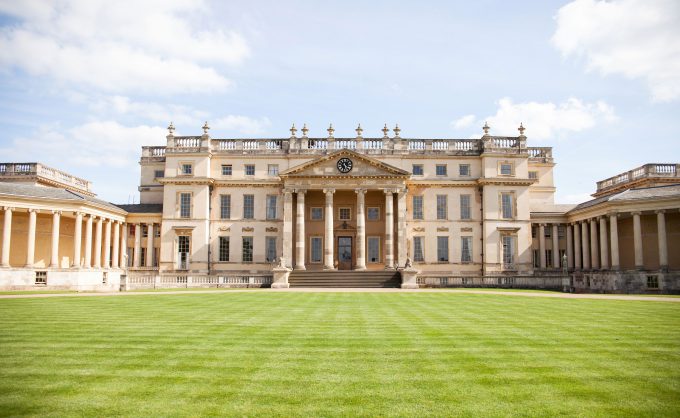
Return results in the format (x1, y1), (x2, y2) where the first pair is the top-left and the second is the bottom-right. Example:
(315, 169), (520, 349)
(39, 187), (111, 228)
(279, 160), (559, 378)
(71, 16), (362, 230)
(630, 211), (642, 216)
(282, 188), (294, 195)
(2, 206), (15, 211)
(607, 211), (619, 218)
(294, 188), (307, 195)
(27, 208), (37, 213)
(354, 188), (367, 195)
(655, 209), (666, 214)
(52, 210), (61, 215)
(383, 188), (395, 195)
(323, 188), (335, 195)
(396, 188), (407, 195)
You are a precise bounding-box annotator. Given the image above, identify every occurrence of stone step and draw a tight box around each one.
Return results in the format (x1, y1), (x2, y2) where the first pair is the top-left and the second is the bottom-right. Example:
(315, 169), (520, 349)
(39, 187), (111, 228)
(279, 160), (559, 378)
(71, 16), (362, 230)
(289, 270), (401, 288)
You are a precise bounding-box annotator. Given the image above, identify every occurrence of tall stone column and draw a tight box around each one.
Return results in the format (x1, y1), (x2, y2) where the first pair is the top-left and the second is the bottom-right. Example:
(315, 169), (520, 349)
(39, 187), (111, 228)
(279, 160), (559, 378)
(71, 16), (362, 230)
(657, 210), (668, 271)
(120, 223), (128, 269)
(323, 188), (335, 270)
(632, 211), (643, 269)
(94, 217), (103, 268)
(50, 211), (61, 267)
(581, 221), (590, 270)
(609, 213), (619, 270)
(599, 217), (609, 269)
(355, 189), (366, 270)
(295, 190), (306, 270)
(133, 224), (142, 268)
(282, 190), (293, 268)
(384, 189), (394, 269)
(25, 209), (37, 267)
(590, 219), (599, 270)
(145, 223), (154, 267)
(84, 215), (93, 268)
(397, 189), (407, 267)
(1, 206), (12, 267)
(112, 221), (120, 268)
(552, 224), (559, 268)
(72, 212), (83, 267)
(573, 223), (581, 270)
(104, 219), (112, 268)
(566, 223), (573, 269)
(538, 224), (546, 269)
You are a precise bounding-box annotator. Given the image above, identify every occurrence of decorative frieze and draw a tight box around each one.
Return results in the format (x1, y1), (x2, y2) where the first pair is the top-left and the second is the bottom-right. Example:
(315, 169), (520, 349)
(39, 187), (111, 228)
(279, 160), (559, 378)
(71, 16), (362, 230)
(266, 227), (278, 232)
(242, 227), (254, 232)
(436, 227), (449, 232)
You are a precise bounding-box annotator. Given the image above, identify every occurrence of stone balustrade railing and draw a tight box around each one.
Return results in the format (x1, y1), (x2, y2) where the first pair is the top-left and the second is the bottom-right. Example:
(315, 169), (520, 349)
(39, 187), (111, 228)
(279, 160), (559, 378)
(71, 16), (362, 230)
(596, 163), (680, 192)
(0, 162), (92, 193)
(124, 273), (273, 289)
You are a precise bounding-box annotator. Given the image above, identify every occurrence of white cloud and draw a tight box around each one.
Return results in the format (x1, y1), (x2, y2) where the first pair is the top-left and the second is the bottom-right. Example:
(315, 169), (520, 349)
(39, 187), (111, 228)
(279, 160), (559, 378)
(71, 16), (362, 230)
(90, 95), (209, 127)
(0, 0), (249, 94)
(212, 115), (272, 135)
(552, 0), (680, 102)
(454, 97), (616, 140)
(452, 114), (475, 129)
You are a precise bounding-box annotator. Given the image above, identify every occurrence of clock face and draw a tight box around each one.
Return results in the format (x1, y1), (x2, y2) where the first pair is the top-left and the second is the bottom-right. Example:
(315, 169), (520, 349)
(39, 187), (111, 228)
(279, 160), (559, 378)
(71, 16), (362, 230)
(337, 157), (353, 173)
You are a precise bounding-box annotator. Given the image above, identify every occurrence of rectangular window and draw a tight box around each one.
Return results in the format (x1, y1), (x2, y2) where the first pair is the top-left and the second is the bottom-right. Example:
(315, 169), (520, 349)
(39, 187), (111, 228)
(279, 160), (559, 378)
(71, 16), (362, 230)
(310, 207), (323, 221)
(412, 164), (424, 175)
(181, 163), (192, 175)
(546, 249), (553, 268)
(533, 249), (540, 268)
(412, 196), (423, 220)
(436, 164), (447, 176)
(243, 195), (254, 219)
(545, 227), (552, 238)
(154, 170), (164, 178)
(502, 235), (515, 267)
(221, 164), (232, 176)
(459, 164), (470, 177)
(436, 195), (447, 220)
(266, 237), (277, 262)
(220, 195), (231, 219)
(437, 236), (449, 262)
(242, 237), (253, 262)
(127, 247), (133, 266)
(367, 207), (380, 221)
(129, 224), (135, 235)
(142, 225), (148, 238)
(267, 164), (279, 176)
(179, 193), (191, 218)
(140, 248), (146, 266)
(219, 237), (230, 262)
(532, 226), (537, 238)
(647, 275), (659, 289)
(266, 195), (278, 220)
(528, 170), (538, 179)
(460, 194), (471, 220)
(558, 226), (565, 238)
(245, 164), (255, 176)
(35, 271), (47, 285)
(500, 163), (513, 176)
(501, 193), (513, 219)
(310, 237), (323, 263)
(461, 236), (472, 263)
(367, 237), (380, 263)
(413, 237), (424, 262)
(338, 207), (351, 220)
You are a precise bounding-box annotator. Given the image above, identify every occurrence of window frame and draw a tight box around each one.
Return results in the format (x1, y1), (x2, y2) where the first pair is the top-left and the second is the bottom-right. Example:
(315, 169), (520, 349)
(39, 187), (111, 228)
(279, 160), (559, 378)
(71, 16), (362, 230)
(267, 164), (279, 176)
(459, 164), (470, 177)
(179, 192), (192, 219)
(367, 207), (380, 221)
(498, 161), (515, 176)
(435, 164), (447, 176)
(244, 164), (256, 176)
(367, 236), (381, 263)
(460, 194), (471, 220)
(413, 236), (424, 262)
(243, 194), (255, 219)
(461, 236), (472, 263)
(436, 194), (448, 220)
(242, 236), (254, 263)
(310, 236), (323, 263)
(338, 207), (351, 221)
(412, 164), (424, 176)
(437, 236), (449, 263)
(218, 236), (230, 262)
(220, 194), (231, 220)
(500, 192), (515, 220)
(310, 207), (323, 221)
(179, 162), (193, 176)
(501, 234), (517, 268)
(221, 164), (233, 176)
(265, 236), (277, 262)
(266, 195), (278, 220)
(412, 196), (424, 220)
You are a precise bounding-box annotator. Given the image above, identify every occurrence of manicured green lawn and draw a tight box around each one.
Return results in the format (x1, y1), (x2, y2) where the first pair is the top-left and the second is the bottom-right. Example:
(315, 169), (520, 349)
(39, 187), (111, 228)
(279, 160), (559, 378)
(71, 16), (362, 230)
(1, 293), (678, 417)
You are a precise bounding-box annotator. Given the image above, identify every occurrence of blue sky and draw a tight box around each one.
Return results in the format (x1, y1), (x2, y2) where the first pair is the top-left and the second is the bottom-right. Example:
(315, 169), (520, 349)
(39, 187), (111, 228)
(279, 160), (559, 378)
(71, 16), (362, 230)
(0, 0), (679, 203)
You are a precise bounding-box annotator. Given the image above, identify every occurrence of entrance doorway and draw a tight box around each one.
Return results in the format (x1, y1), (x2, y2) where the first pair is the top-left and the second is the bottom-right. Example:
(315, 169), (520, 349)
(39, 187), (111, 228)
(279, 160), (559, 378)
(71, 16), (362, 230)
(338, 236), (353, 270)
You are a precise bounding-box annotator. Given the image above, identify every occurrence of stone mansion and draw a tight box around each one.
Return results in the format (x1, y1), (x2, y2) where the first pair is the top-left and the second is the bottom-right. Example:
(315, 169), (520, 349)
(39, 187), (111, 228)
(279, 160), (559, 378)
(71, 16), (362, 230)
(0, 122), (678, 292)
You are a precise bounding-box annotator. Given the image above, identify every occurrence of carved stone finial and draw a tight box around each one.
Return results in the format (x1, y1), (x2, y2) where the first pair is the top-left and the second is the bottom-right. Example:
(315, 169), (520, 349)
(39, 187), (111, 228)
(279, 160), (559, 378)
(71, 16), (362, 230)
(202, 121), (210, 134)
(382, 123), (390, 138)
(327, 123), (334, 138)
(290, 123), (297, 138)
(301, 123), (309, 137)
(518, 122), (525, 136)
(393, 123), (401, 138)
(167, 121), (175, 135)
(356, 123), (363, 137)
(482, 121), (490, 135)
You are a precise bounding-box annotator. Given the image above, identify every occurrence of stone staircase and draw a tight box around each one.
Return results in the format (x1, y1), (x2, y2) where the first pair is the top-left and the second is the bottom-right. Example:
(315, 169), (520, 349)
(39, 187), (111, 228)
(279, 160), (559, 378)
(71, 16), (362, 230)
(288, 270), (402, 288)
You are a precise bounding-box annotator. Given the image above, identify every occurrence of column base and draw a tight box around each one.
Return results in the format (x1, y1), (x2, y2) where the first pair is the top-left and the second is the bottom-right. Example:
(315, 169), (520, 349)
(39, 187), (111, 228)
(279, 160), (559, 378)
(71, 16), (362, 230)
(271, 283), (290, 289)
(294, 265), (306, 271)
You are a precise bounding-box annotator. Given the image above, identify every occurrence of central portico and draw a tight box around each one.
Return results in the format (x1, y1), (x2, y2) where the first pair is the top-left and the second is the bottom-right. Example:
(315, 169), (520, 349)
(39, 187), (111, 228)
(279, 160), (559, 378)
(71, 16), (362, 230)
(279, 150), (410, 271)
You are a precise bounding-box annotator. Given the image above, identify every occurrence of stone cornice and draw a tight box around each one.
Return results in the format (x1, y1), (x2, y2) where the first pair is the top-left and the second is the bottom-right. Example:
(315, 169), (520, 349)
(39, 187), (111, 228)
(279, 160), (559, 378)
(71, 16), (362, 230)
(476, 178), (536, 186)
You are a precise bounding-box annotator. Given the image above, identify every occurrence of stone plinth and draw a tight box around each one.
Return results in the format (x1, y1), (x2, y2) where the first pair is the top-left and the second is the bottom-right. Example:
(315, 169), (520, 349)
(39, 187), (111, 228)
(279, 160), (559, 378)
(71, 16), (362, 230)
(272, 266), (291, 288)
(400, 267), (419, 289)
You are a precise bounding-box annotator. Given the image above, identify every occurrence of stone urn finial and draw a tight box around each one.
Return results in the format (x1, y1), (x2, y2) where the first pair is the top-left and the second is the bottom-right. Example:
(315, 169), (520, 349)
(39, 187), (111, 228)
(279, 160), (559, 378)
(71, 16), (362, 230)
(356, 123), (363, 137)
(393, 123), (401, 138)
(167, 121), (175, 135)
(482, 121), (490, 135)
(202, 121), (210, 134)
(290, 123), (297, 138)
(327, 123), (335, 138)
(518, 122), (526, 136)
(382, 123), (390, 138)
(301, 123), (309, 137)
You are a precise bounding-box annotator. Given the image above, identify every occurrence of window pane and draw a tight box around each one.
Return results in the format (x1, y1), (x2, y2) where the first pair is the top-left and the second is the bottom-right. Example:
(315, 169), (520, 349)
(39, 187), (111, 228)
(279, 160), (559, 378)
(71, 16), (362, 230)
(266, 195), (277, 219)
(501, 194), (513, 219)
(180, 193), (191, 218)
(222, 165), (232, 176)
(413, 237), (424, 262)
(437, 236), (449, 262)
(245, 165), (255, 175)
(220, 195), (231, 219)
(367, 237), (380, 263)
(268, 164), (279, 176)
(244, 195), (254, 219)
(502, 236), (515, 265)
(154, 170), (164, 178)
(311, 207), (323, 220)
(413, 196), (423, 220)
(461, 237), (472, 262)
(528, 171), (538, 179)
(501, 164), (512, 175)
(219, 237), (230, 262)
(339, 208), (351, 220)
(242, 237), (253, 262)
(367, 207), (380, 221)
(412, 165), (423, 175)
(436, 165), (447, 175)
(311, 237), (322, 262)
(181, 164), (192, 175)
(436, 195), (447, 220)
(459, 164), (470, 176)
(460, 194), (471, 219)
(266, 237), (277, 262)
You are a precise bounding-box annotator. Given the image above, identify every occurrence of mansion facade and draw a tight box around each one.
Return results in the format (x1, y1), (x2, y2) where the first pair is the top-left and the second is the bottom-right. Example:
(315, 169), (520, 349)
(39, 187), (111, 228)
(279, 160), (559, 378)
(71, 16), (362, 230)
(0, 122), (679, 292)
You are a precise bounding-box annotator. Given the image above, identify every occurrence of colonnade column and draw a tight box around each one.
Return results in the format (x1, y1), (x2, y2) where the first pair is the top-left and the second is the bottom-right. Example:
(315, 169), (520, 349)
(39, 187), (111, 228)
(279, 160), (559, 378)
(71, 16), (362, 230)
(120, 223), (128, 269)
(84, 215), (93, 268)
(323, 189), (335, 270)
(25, 209), (36, 267)
(282, 190), (293, 269)
(573, 223), (581, 270)
(1, 207), (12, 267)
(599, 216), (608, 269)
(94, 217), (103, 268)
(355, 189), (366, 270)
(50, 211), (61, 267)
(112, 221), (120, 268)
(609, 213), (619, 270)
(590, 219), (599, 270)
(566, 223), (574, 269)
(295, 190), (306, 270)
(104, 219), (112, 268)
(632, 212), (643, 269)
(396, 189), (407, 267)
(72, 212), (83, 267)
(384, 189), (394, 269)
(581, 221), (590, 269)
(657, 210), (668, 271)
(538, 224), (546, 269)
(133, 224), (142, 268)
(552, 224), (559, 268)
(145, 223), (154, 267)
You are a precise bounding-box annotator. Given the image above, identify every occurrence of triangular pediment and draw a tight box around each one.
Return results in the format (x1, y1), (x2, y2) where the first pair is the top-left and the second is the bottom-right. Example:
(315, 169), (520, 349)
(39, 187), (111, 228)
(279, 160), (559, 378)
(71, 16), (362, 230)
(280, 150), (410, 178)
